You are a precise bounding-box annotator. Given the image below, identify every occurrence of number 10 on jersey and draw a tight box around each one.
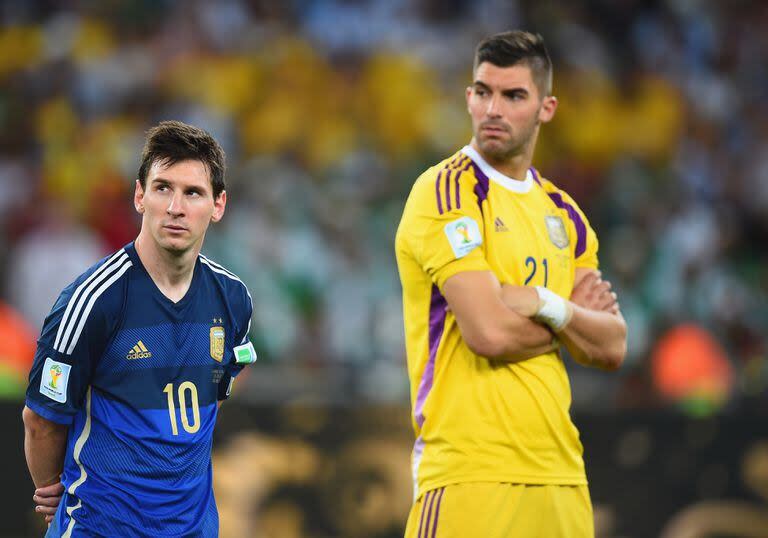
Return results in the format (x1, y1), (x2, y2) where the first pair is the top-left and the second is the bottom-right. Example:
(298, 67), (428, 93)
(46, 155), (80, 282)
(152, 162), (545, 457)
(163, 382), (201, 435)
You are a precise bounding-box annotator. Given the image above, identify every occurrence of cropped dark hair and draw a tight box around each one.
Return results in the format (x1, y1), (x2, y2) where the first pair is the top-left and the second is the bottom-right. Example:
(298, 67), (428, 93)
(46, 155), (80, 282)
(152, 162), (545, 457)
(137, 120), (226, 199)
(473, 31), (553, 96)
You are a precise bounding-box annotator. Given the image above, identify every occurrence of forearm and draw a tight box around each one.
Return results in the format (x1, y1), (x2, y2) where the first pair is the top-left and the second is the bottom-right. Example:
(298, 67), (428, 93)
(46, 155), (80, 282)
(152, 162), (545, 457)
(501, 282), (626, 370)
(485, 313), (557, 362)
(23, 407), (68, 488)
(443, 272), (556, 363)
(559, 305), (626, 370)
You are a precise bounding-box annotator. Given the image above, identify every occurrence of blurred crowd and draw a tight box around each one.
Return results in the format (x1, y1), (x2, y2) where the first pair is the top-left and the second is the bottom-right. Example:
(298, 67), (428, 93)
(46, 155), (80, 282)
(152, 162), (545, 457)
(0, 0), (766, 412)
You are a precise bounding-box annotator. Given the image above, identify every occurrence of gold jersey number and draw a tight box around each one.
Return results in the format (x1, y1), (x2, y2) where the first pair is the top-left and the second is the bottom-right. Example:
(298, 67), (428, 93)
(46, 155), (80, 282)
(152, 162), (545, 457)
(163, 382), (201, 435)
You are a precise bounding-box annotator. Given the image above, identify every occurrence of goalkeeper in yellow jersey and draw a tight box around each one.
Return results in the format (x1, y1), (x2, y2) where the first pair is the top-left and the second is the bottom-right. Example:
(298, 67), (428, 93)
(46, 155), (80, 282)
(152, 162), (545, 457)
(395, 30), (627, 538)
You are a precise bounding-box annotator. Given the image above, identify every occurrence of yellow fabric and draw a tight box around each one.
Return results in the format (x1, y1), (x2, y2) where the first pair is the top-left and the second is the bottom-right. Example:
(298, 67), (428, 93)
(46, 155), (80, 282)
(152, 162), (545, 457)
(395, 147), (599, 498)
(404, 483), (593, 538)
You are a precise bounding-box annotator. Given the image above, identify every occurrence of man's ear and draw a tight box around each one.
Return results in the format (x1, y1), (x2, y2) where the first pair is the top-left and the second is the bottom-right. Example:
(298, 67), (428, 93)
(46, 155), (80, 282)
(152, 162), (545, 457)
(539, 95), (558, 123)
(211, 190), (227, 223)
(134, 180), (145, 214)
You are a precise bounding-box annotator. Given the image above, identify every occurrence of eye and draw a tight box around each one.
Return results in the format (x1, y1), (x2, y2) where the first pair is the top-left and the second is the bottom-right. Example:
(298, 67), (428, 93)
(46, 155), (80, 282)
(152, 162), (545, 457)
(475, 88), (488, 97)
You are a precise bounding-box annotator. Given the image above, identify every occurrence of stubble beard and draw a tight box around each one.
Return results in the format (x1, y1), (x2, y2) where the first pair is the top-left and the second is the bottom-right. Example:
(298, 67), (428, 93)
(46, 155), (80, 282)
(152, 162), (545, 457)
(476, 111), (541, 164)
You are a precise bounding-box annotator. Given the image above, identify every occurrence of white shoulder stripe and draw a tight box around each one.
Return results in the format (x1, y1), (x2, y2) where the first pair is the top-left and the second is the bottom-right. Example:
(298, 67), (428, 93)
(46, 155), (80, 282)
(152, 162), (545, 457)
(200, 257), (246, 287)
(199, 257), (254, 334)
(54, 251), (126, 351)
(199, 254), (239, 279)
(56, 254), (131, 354)
(63, 260), (132, 355)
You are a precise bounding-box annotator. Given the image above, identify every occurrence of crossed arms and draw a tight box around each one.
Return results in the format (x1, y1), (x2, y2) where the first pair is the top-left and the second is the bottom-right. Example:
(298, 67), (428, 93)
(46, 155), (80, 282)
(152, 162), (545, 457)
(442, 268), (627, 370)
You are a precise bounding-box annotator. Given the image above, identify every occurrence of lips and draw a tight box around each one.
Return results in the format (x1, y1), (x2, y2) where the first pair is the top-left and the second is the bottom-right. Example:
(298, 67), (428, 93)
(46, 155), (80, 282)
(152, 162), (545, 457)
(163, 224), (187, 232)
(481, 125), (507, 135)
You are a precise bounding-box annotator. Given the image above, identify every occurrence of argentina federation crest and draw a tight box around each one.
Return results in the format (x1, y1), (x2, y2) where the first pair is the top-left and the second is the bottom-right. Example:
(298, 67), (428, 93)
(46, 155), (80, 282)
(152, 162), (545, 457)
(210, 326), (225, 362)
(545, 215), (570, 249)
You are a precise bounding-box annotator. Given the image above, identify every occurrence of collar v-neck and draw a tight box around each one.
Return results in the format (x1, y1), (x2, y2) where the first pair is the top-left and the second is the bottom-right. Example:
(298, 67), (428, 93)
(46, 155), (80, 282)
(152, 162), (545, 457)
(461, 144), (534, 193)
(126, 242), (201, 309)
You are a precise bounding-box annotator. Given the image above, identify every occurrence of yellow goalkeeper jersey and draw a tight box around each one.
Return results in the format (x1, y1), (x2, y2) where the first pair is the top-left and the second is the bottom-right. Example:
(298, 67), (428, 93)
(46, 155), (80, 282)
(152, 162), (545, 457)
(395, 145), (599, 498)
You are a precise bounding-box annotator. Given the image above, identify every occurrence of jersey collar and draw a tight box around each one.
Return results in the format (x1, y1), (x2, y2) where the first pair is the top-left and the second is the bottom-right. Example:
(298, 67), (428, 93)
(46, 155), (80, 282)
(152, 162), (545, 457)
(461, 144), (534, 194)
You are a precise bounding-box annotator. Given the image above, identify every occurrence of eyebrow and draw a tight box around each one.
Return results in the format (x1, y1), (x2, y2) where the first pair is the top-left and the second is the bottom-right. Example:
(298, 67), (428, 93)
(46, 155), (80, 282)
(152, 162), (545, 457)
(150, 177), (209, 192)
(473, 81), (529, 98)
(473, 81), (492, 92)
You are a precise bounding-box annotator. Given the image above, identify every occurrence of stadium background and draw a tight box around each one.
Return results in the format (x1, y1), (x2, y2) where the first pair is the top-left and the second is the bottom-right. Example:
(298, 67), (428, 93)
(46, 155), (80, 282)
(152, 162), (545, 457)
(1, 0), (767, 536)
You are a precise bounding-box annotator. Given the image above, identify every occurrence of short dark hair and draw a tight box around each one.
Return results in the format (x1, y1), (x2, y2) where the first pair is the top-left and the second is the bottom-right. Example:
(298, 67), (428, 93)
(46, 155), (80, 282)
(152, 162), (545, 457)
(473, 31), (553, 97)
(138, 120), (226, 199)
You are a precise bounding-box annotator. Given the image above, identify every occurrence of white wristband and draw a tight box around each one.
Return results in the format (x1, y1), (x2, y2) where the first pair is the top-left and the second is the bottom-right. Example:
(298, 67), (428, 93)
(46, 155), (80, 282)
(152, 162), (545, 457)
(534, 286), (573, 332)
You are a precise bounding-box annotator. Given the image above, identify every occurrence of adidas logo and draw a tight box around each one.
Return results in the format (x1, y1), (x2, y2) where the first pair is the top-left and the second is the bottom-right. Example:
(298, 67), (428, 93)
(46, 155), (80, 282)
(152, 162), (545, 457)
(127, 340), (152, 360)
(494, 217), (508, 232)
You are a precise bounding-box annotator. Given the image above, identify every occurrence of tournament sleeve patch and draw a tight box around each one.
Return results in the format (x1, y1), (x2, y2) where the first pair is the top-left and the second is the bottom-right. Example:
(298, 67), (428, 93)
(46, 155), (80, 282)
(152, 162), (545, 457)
(443, 216), (483, 259)
(39, 357), (71, 403)
(233, 341), (257, 364)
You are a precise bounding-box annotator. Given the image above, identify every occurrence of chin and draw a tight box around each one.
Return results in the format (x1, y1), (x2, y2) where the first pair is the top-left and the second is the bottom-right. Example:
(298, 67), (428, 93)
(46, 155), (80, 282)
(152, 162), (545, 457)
(157, 237), (192, 255)
(479, 139), (511, 158)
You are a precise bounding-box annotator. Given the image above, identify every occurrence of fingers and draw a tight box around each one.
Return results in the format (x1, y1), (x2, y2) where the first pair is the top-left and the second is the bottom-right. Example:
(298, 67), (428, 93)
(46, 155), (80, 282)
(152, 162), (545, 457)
(33, 482), (63, 520)
(35, 504), (58, 516)
(33, 493), (61, 508)
(574, 270), (600, 292)
(35, 483), (64, 497)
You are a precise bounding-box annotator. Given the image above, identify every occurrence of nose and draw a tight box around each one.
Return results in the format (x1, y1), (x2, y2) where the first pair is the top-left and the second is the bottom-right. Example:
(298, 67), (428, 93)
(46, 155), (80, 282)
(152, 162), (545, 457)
(485, 94), (502, 118)
(167, 191), (185, 216)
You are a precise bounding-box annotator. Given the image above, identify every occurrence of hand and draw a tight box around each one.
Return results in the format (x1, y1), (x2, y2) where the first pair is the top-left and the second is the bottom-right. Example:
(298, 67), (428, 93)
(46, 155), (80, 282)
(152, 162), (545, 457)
(570, 271), (618, 314)
(34, 482), (64, 524)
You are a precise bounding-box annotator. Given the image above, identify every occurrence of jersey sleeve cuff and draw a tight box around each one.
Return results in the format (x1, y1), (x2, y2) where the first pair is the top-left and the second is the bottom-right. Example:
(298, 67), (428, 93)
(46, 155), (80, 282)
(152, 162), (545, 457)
(24, 397), (75, 425)
(575, 259), (599, 270)
(435, 256), (492, 291)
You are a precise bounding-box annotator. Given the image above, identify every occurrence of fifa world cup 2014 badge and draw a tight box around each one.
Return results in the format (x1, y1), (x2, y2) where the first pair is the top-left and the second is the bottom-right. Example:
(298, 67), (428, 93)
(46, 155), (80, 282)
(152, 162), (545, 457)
(210, 326), (225, 362)
(49, 364), (62, 389)
(545, 215), (569, 249)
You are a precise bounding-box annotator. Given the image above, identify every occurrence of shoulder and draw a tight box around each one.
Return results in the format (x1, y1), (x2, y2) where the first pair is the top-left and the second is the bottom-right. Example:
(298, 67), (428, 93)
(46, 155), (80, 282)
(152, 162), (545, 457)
(48, 247), (132, 354)
(532, 168), (597, 259)
(533, 169), (589, 215)
(57, 247), (133, 309)
(198, 254), (252, 312)
(405, 151), (484, 217)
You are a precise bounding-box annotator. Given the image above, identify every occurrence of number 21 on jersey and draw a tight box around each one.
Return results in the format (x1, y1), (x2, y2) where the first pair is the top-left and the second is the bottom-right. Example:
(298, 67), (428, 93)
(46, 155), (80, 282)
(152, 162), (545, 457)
(524, 256), (548, 287)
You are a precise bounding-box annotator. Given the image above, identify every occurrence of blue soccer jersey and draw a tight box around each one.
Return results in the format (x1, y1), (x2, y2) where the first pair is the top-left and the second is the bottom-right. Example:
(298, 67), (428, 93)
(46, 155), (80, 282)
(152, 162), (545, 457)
(25, 243), (255, 537)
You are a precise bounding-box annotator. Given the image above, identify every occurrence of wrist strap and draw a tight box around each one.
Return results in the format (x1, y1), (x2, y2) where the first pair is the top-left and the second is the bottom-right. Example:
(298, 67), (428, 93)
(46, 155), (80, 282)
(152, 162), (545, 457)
(534, 286), (573, 332)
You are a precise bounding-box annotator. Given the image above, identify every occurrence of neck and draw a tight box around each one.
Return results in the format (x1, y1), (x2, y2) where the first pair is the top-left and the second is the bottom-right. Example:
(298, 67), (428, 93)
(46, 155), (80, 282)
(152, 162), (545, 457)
(134, 232), (199, 302)
(470, 135), (537, 180)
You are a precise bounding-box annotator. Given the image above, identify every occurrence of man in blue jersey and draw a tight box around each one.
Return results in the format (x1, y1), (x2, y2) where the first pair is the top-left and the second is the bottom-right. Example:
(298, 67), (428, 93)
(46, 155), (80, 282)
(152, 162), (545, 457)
(22, 120), (257, 537)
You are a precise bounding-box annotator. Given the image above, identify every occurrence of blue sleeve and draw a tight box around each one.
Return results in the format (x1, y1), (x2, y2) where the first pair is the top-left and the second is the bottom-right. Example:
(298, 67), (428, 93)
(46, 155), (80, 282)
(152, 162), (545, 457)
(25, 279), (114, 424)
(217, 283), (254, 401)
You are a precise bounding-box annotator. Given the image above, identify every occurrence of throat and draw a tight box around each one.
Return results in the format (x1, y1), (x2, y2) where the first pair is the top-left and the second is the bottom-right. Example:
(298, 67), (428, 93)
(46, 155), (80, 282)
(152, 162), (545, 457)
(134, 235), (197, 303)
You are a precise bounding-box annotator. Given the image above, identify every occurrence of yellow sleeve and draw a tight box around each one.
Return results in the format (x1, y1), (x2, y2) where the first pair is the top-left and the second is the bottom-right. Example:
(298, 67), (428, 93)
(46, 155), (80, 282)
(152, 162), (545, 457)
(399, 168), (491, 290)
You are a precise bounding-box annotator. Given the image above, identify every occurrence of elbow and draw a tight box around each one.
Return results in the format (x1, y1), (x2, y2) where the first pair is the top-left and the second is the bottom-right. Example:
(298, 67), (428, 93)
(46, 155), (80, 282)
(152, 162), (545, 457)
(594, 333), (627, 372)
(464, 328), (511, 360)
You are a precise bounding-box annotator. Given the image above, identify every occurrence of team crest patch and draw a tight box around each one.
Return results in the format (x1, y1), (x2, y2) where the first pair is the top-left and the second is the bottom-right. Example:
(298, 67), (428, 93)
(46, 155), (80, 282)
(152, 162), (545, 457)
(40, 357), (71, 403)
(545, 215), (569, 249)
(210, 327), (225, 362)
(444, 216), (482, 259)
